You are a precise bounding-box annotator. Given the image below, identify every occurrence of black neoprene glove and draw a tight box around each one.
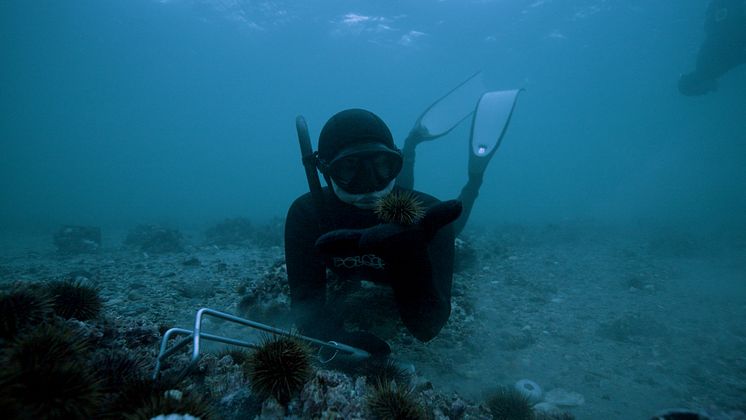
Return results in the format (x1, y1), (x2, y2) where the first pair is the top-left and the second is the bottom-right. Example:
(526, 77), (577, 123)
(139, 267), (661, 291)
(314, 200), (462, 342)
(315, 199), (463, 262)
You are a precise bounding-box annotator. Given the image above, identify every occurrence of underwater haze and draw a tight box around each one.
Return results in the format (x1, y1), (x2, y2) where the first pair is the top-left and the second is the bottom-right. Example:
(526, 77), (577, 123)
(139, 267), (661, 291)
(1, 1), (746, 419)
(2, 0), (744, 231)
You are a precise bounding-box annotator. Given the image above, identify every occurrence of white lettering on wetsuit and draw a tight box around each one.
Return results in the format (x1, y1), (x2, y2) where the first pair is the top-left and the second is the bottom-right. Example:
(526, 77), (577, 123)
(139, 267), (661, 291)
(333, 254), (385, 270)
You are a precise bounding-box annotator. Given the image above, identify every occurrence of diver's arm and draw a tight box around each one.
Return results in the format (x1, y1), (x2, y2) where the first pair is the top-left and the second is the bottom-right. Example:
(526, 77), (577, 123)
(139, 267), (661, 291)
(359, 198), (454, 341)
(284, 197), (336, 338)
(357, 202), (458, 342)
(314, 198), (460, 342)
(394, 224), (454, 342)
(397, 126), (428, 190)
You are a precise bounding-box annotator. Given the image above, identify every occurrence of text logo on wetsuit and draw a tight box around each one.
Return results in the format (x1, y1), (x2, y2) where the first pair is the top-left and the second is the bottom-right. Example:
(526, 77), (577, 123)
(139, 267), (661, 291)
(333, 254), (385, 270)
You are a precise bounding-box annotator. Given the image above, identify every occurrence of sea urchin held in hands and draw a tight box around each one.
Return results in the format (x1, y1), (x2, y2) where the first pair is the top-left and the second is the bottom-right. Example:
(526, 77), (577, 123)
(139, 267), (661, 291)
(242, 335), (313, 405)
(374, 190), (425, 225)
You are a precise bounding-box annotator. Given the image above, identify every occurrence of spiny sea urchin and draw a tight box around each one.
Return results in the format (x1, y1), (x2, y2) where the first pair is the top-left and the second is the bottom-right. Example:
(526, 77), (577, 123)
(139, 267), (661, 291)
(0, 357), (103, 419)
(363, 358), (413, 388)
(99, 377), (162, 419)
(374, 190), (425, 225)
(0, 322), (102, 419)
(366, 380), (426, 420)
(46, 279), (103, 321)
(118, 387), (215, 420)
(0, 286), (53, 339)
(486, 385), (535, 420)
(218, 347), (251, 366)
(91, 350), (149, 392)
(242, 335), (313, 405)
(3, 321), (90, 367)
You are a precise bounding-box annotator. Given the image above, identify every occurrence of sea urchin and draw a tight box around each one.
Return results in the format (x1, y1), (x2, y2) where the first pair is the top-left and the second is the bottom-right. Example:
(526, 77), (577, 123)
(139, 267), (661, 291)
(366, 380), (426, 420)
(118, 386), (215, 420)
(0, 286), (53, 339)
(486, 385), (535, 420)
(46, 279), (103, 321)
(0, 323), (102, 419)
(374, 190), (425, 226)
(363, 358), (413, 388)
(242, 335), (313, 405)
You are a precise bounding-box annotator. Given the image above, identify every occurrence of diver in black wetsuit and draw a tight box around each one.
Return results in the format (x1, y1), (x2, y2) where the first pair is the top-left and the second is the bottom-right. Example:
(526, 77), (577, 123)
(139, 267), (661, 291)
(679, 0), (746, 96)
(284, 109), (484, 356)
(284, 85), (520, 355)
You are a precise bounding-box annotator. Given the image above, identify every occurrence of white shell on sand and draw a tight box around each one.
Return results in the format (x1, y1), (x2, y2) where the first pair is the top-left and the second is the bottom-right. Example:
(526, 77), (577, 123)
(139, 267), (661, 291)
(533, 402), (559, 413)
(543, 388), (586, 407)
(514, 379), (543, 405)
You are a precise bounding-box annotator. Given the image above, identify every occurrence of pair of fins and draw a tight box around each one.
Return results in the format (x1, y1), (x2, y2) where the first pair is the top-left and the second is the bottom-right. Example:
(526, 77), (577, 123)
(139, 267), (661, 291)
(406, 70), (522, 175)
(295, 72), (522, 230)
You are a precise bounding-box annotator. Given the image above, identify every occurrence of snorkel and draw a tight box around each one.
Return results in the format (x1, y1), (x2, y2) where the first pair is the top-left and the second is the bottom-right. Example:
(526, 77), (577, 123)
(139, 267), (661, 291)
(296, 116), (329, 230)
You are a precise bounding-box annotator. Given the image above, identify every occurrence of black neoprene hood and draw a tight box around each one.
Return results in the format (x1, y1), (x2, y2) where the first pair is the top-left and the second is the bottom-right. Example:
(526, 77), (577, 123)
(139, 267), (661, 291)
(317, 108), (397, 163)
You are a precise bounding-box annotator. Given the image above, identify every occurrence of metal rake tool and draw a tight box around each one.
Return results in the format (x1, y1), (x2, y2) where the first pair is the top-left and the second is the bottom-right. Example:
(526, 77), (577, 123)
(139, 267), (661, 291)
(152, 307), (371, 383)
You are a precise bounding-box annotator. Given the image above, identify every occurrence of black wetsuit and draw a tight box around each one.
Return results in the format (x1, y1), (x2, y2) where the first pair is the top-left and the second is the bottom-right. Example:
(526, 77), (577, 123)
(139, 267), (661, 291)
(284, 186), (455, 343)
(680, 0), (746, 95)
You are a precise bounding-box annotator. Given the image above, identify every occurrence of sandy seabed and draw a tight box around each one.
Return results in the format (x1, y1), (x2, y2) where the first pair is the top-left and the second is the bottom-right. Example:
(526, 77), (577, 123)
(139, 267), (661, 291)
(1, 222), (745, 419)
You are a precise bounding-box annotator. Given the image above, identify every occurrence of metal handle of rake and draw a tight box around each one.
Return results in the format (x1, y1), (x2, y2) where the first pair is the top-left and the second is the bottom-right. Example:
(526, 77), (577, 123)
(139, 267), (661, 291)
(152, 307), (372, 382)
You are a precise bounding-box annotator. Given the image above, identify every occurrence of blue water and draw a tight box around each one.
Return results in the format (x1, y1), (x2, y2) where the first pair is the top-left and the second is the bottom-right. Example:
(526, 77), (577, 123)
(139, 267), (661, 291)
(2, 0), (744, 232)
(2, 2), (746, 418)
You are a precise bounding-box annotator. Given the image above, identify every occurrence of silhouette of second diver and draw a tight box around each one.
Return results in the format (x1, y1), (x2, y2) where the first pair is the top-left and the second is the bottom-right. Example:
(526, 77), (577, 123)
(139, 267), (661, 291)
(679, 0), (746, 96)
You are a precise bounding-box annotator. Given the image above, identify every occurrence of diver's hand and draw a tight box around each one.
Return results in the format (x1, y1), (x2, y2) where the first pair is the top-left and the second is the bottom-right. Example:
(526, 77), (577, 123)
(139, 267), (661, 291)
(421, 199), (462, 240)
(314, 229), (363, 256)
(360, 200), (462, 250)
(314, 200), (461, 261)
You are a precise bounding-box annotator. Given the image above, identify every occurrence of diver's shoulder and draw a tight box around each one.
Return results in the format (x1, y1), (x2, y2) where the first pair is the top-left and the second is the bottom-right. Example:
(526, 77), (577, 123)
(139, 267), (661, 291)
(288, 188), (333, 216)
(289, 188), (326, 213)
(289, 191), (313, 211)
